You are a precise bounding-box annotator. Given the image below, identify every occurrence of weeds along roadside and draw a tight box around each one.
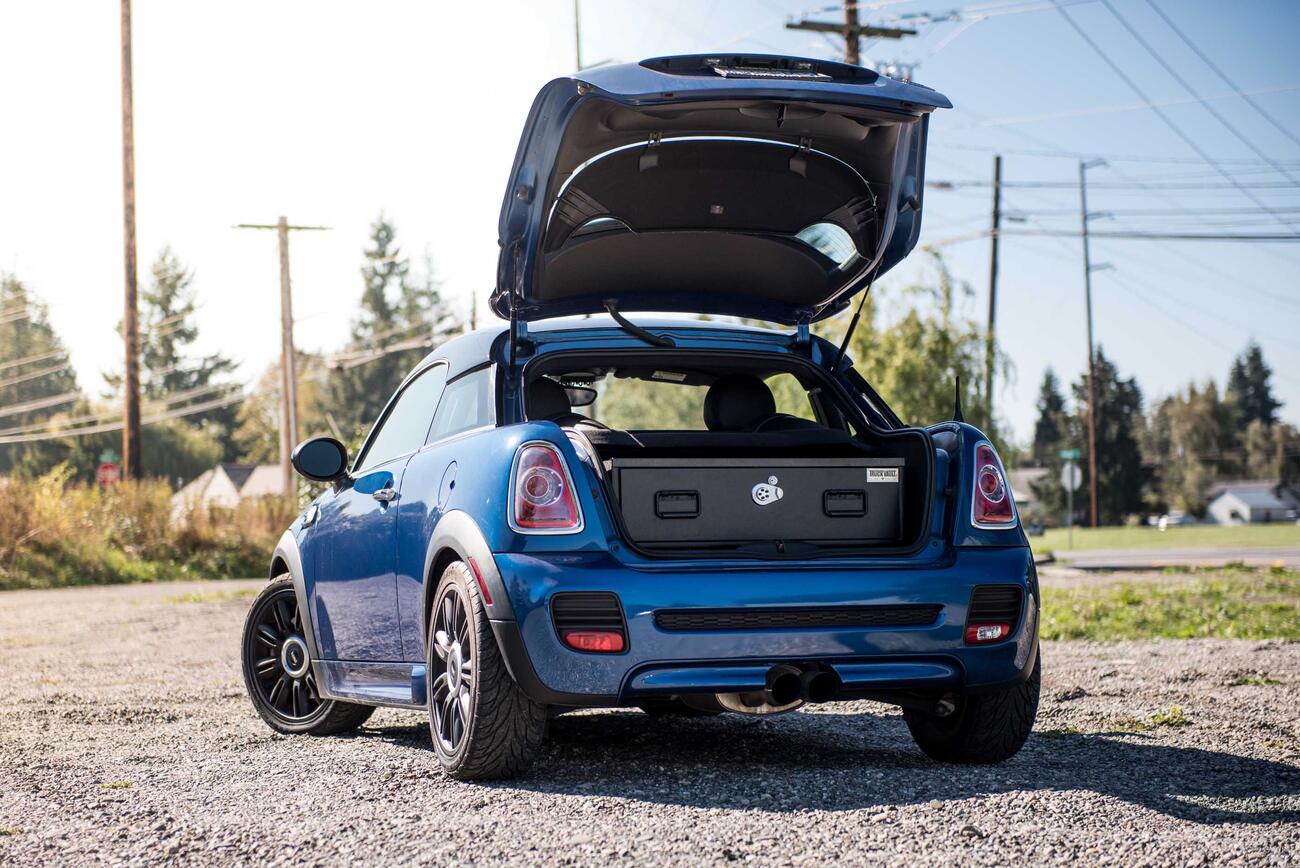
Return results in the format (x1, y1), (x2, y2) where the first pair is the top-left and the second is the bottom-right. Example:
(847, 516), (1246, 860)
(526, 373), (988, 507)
(0, 465), (296, 590)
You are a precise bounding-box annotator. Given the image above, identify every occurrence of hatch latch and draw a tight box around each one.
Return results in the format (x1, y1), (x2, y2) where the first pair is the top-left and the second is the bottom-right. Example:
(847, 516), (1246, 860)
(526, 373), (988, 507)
(639, 133), (663, 172)
(790, 137), (813, 177)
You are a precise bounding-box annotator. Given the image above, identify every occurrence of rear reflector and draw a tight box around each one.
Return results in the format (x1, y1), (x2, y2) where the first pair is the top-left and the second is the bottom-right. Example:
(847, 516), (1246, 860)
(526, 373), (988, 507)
(561, 630), (625, 653)
(466, 557), (492, 605)
(552, 592), (628, 654)
(965, 623), (1011, 644)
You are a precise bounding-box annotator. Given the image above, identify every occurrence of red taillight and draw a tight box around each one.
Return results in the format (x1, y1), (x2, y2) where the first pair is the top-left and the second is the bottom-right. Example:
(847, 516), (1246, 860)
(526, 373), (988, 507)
(971, 441), (1016, 529)
(511, 442), (583, 533)
(965, 623), (1011, 644)
(561, 630), (625, 653)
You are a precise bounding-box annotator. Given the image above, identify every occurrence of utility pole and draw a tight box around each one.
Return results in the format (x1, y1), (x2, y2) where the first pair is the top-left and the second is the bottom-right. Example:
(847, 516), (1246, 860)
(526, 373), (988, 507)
(119, 0), (142, 480)
(786, 3), (917, 65)
(984, 154), (1002, 425)
(573, 0), (582, 70)
(235, 219), (328, 501)
(1079, 159), (1106, 528)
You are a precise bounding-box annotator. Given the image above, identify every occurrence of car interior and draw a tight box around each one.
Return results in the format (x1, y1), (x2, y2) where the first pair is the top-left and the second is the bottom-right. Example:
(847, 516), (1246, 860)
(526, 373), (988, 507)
(520, 353), (933, 556)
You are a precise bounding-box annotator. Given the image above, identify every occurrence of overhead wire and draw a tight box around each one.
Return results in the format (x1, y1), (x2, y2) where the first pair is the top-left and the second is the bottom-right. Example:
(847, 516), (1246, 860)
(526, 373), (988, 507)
(1053, 1), (1300, 234)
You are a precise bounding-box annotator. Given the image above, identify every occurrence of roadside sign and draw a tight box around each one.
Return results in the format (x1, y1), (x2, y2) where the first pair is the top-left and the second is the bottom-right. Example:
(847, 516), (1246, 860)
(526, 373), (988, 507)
(1060, 461), (1082, 492)
(1057, 448), (1082, 461)
(96, 462), (120, 486)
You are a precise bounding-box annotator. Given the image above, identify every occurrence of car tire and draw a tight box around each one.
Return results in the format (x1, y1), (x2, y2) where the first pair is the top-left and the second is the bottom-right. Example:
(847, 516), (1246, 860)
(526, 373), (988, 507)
(241, 575), (375, 736)
(427, 561), (547, 780)
(904, 650), (1040, 764)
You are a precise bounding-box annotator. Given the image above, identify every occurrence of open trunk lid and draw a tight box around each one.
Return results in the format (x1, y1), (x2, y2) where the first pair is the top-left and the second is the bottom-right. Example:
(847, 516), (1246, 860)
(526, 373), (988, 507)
(494, 55), (952, 326)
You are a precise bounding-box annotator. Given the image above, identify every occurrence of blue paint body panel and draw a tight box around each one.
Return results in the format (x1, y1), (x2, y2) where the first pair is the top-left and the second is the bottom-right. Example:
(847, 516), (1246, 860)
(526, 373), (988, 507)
(290, 317), (1035, 708)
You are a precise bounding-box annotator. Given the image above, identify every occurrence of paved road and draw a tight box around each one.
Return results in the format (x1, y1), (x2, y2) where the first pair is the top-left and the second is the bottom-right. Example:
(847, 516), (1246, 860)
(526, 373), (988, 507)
(0, 580), (1297, 865)
(1049, 545), (1300, 570)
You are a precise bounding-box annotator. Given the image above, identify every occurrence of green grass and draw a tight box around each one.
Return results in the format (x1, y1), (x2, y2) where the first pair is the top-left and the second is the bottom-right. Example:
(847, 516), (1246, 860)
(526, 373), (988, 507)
(99, 780), (133, 790)
(1040, 567), (1300, 641)
(1034, 522), (1299, 554)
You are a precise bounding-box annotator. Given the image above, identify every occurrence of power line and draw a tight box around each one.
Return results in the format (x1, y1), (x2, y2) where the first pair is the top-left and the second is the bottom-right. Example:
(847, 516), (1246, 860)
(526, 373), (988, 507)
(0, 349), (68, 374)
(1143, 0), (1300, 152)
(0, 362), (75, 391)
(0, 391), (79, 419)
(1099, 0), (1300, 188)
(1054, 1), (1300, 235)
(932, 178), (1300, 190)
(952, 82), (1300, 131)
(933, 142), (1300, 166)
(1003, 229), (1300, 242)
(0, 391), (246, 446)
(0, 381), (240, 436)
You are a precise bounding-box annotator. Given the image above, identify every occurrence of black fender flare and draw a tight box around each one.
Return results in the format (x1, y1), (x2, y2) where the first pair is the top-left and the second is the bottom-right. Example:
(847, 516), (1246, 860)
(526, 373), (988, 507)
(421, 510), (516, 637)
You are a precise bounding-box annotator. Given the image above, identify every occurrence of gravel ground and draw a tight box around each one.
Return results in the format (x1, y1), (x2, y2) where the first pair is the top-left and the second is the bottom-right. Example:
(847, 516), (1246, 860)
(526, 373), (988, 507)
(0, 579), (1297, 866)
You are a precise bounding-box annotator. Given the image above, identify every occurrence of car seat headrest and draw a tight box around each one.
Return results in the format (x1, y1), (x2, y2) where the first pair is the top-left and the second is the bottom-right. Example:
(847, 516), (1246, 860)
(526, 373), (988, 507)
(703, 374), (777, 431)
(526, 377), (573, 421)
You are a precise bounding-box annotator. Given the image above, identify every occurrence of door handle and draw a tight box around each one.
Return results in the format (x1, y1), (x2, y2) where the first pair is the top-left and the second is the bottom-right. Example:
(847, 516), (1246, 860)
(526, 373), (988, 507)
(372, 487), (398, 503)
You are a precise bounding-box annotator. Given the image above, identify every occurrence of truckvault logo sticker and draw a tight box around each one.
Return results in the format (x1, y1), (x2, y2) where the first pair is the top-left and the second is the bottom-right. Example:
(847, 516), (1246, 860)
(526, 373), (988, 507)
(867, 468), (899, 483)
(751, 475), (784, 506)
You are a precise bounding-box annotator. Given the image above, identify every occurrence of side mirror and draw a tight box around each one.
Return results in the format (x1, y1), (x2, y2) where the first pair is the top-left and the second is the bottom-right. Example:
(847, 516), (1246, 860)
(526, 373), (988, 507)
(291, 437), (349, 482)
(565, 385), (598, 408)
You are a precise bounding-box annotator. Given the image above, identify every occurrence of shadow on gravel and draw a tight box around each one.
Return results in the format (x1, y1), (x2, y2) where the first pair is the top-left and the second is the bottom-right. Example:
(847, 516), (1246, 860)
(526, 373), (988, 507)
(474, 709), (1300, 824)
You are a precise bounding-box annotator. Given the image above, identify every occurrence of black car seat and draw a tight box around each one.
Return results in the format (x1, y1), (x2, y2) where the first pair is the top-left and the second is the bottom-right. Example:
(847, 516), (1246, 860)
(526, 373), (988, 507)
(526, 377), (607, 429)
(702, 373), (821, 432)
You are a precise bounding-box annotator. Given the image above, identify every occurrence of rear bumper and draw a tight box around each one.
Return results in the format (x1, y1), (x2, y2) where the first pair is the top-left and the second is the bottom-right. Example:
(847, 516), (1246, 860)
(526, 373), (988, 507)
(490, 546), (1038, 706)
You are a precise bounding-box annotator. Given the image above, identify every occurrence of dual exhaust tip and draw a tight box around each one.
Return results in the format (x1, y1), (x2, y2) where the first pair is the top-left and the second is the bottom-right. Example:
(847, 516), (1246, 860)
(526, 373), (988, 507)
(766, 663), (840, 706)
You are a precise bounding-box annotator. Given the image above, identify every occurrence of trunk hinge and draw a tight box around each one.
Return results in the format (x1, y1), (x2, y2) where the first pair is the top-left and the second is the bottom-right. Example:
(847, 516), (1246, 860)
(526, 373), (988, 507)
(794, 322), (811, 346)
(639, 133), (663, 172)
(790, 137), (813, 177)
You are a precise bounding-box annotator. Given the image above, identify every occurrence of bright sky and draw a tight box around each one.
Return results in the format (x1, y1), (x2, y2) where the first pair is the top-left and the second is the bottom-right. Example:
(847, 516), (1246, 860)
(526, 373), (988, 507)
(2, 0), (1298, 440)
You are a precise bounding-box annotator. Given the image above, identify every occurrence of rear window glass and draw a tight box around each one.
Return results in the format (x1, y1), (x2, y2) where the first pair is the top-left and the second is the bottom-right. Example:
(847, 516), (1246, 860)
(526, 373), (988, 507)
(589, 375), (709, 430)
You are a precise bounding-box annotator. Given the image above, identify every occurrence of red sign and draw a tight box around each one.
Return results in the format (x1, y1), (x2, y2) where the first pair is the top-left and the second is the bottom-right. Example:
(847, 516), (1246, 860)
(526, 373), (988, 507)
(96, 462), (120, 486)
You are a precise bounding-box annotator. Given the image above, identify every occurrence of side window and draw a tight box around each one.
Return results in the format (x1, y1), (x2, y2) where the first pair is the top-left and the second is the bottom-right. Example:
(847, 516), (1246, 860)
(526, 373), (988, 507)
(427, 368), (493, 444)
(356, 364), (448, 470)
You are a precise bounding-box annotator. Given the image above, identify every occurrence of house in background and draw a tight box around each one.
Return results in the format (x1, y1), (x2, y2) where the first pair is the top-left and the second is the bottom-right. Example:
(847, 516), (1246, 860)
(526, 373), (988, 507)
(172, 463), (286, 513)
(1007, 467), (1049, 518)
(1205, 480), (1300, 525)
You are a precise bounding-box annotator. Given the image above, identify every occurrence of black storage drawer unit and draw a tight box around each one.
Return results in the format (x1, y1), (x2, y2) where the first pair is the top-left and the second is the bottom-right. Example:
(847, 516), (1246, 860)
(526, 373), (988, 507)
(611, 457), (904, 545)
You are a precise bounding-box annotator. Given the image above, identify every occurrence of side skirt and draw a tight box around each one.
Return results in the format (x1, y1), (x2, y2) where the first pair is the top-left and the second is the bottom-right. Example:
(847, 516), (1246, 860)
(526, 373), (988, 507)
(314, 660), (428, 710)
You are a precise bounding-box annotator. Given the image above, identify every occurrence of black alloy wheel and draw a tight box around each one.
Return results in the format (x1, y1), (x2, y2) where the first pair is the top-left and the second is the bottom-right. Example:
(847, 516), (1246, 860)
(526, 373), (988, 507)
(430, 581), (475, 755)
(246, 583), (324, 722)
(241, 575), (375, 735)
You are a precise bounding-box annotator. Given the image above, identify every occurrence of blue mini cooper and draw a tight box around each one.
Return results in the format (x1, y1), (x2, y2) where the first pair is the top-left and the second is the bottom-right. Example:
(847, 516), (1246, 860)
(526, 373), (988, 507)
(241, 55), (1039, 780)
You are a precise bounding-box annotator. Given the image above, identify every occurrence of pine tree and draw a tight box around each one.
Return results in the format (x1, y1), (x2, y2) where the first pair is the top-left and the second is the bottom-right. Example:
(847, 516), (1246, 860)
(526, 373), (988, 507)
(1072, 347), (1146, 524)
(320, 216), (461, 441)
(139, 249), (239, 446)
(1226, 341), (1281, 428)
(0, 276), (84, 475)
(1032, 369), (1066, 466)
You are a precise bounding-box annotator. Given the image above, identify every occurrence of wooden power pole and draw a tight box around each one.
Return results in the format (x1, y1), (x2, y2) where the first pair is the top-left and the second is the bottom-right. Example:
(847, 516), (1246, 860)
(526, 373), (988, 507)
(119, 0), (142, 480)
(1079, 159), (1105, 528)
(235, 219), (328, 501)
(786, 3), (917, 65)
(984, 154), (1002, 423)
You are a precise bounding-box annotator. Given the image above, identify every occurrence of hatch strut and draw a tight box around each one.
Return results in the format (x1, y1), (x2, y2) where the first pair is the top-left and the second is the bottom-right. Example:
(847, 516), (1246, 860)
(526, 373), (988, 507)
(603, 301), (676, 348)
(830, 263), (880, 371)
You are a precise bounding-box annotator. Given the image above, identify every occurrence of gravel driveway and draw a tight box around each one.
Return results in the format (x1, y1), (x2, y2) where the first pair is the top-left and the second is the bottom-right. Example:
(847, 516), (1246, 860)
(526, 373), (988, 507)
(0, 579), (1297, 865)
